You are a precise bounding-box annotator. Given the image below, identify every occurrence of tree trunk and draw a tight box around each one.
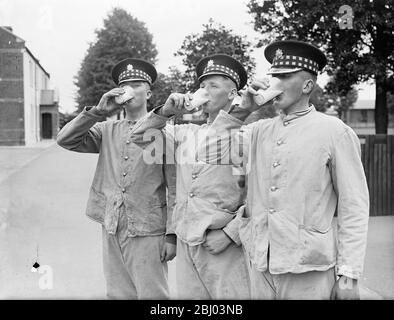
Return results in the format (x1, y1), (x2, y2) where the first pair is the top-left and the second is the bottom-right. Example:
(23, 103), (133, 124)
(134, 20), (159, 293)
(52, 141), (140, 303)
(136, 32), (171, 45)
(373, 0), (389, 134)
(375, 76), (388, 134)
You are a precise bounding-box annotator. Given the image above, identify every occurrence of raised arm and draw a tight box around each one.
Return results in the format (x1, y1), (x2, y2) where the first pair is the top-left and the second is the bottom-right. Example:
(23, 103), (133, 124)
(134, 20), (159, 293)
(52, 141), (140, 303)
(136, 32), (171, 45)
(129, 93), (198, 162)
(57, 88), (125, 153)
(57, 107), (105, 153)
(196, 79), (272, 166)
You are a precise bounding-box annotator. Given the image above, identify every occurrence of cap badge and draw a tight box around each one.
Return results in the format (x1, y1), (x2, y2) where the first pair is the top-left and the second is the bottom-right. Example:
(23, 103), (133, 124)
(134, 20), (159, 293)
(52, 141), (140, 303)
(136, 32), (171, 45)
(274, 49), (284, 62)
(127, 64), (134, 71)
(207, 59), (214, 67)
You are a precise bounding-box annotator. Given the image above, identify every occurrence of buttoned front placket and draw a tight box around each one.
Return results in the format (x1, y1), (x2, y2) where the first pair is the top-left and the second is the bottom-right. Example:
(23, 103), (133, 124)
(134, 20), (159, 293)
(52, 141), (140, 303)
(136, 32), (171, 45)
(188, 162), (205, 200)
(122, 120), (137, 236)
(184, 124), (209, 212)
(267, 117), (291, 218)
(265, 107), (314, 234)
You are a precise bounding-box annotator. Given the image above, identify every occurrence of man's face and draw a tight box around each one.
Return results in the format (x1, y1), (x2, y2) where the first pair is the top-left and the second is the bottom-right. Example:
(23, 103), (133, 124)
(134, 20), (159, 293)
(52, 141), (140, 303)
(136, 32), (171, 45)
(119, 81), (151, 110)
(270, 71), (312, 112)
(199, 75), (236, 114)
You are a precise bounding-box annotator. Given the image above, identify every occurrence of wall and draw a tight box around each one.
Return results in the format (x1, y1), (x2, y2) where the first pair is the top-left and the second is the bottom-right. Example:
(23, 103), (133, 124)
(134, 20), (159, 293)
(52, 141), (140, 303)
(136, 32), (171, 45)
(0, 28), (25, 145)
(23, 49), (50, 145)
(345, 109), (394, 135)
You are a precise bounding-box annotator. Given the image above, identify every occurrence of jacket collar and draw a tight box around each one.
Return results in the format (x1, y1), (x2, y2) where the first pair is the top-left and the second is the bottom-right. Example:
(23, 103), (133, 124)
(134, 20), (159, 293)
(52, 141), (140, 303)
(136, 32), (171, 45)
(279, 104), (315, 123)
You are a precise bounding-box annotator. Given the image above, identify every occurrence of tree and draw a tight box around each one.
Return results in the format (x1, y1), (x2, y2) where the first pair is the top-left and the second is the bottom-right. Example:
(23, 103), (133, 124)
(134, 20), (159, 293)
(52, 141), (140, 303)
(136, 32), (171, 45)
(388, 92), (394, 114)
(247, 0), (394, 133)
(149, 67), (186, 110)
(323, 81), (359, 118)
(309, 82), (358, 116)
(59, 111), (79, 129)
(74, 8), (158, 112)
(310, 84), (327, 112)
(175, 19), (257, 92)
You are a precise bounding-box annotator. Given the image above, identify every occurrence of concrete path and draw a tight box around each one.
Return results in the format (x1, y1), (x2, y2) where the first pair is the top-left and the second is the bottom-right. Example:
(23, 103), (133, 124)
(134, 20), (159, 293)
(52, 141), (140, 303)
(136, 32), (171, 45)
(360, 215), (394, 299)
(0, 144), (104, 298)
(0, 143), (176, 299)
(0, 143), (392, 299)
(0, 140), (54, 184)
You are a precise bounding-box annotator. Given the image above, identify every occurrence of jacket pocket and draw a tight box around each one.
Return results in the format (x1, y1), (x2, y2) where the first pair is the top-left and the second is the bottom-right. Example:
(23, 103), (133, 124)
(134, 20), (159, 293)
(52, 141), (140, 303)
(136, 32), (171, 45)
(86, 188), (106, 224)
(104, 194), (123, 234)
(298, 225), (336, 266)
(143, 201), (167, 233)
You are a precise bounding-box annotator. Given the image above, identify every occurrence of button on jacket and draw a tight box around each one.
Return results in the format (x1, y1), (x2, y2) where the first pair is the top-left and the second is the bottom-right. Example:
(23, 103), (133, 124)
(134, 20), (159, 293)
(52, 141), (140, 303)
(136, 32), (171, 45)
(130, 112), (246, 246)
(57, 107), (176, 237)
(201, 106), (369, 279)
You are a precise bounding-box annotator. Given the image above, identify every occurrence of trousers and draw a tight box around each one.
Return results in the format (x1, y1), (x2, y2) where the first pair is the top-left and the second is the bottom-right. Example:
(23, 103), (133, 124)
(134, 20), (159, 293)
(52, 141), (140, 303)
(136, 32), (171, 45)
(101, 206), (169, 299)
(176, 238), (250, 299)
(248, 263), (336, 300)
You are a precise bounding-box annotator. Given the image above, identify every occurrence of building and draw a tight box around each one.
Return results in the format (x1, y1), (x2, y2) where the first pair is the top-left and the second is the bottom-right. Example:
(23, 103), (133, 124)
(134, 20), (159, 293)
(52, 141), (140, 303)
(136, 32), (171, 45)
(343, 99), (394, 135)
(0, 26), (59, 146)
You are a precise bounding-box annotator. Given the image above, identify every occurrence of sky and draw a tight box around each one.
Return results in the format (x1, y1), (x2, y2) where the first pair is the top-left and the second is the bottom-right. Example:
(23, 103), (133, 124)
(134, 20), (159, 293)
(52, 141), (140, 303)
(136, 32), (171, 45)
(0, 0), (374, 113)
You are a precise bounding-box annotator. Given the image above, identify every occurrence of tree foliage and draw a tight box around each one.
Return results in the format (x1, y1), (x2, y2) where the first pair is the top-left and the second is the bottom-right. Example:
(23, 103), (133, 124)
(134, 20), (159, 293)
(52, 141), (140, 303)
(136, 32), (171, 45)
(149, 67), (186, 110)
(175, 19), (256, 92)
(247, 0), (394, 133)
(388, 92), (394, 114)
(58, 111), (78, 129)
(310, 83), (358, 116)
(74, 8), (158, 112)
(310, 84), (326, 112)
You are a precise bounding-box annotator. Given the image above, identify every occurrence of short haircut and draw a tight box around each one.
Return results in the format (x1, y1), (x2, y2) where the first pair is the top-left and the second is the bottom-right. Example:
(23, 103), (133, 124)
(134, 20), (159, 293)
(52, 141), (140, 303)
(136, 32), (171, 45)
(299, 70), (316, 81)
(300, 70), (317, 94)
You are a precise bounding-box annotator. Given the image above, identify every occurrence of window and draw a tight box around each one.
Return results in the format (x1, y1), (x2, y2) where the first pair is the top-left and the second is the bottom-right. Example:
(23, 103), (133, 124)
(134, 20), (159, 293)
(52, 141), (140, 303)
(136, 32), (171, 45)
(360, 110), (368, 123)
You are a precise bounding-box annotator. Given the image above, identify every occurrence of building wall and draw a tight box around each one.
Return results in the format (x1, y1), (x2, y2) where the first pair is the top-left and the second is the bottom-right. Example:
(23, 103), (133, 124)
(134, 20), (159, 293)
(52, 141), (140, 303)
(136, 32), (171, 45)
(22, 49), (50, 146)
(344, 109), (394, 135)
(0, 52), (25, 145)
(0, 28), (25, 145)
(0, 27), (51, 146)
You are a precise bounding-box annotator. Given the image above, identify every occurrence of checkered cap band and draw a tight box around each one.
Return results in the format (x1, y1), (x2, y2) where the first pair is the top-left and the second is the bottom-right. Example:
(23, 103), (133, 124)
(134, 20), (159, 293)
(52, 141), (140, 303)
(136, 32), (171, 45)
(203, 64), (240, 88)
(273, 55), (319, 74)
(118, 69), (152, 84)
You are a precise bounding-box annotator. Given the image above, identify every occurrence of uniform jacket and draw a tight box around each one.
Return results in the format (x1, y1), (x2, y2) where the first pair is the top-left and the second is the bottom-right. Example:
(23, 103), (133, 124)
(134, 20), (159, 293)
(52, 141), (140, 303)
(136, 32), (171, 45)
(57, 107), (176, 237)
(200, 106), (369, 279)
(129, 111), (246, 246)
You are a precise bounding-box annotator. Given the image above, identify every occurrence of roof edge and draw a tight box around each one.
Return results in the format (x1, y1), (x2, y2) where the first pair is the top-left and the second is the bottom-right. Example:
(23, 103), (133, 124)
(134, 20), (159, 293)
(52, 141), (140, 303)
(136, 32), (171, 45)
(0, 26), (50, 78)
(24, 47), (50, 78)
(0, 26), (25, 43)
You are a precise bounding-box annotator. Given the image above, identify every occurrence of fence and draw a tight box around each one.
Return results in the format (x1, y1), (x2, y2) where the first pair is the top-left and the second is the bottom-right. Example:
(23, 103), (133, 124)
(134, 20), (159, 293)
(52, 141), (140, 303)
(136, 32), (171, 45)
(359, 135), (393, 216)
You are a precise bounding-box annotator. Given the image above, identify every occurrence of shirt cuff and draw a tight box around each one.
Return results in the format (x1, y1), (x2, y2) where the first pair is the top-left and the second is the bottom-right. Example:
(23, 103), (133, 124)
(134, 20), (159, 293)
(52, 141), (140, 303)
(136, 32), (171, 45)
(336, 265), (361, 280)
(165, 234), (177, 244)
(152, 104), (175, 120)
(223, 219), (241, 246)
(83, 106), (106, 119)
(228, 106), (252, 122)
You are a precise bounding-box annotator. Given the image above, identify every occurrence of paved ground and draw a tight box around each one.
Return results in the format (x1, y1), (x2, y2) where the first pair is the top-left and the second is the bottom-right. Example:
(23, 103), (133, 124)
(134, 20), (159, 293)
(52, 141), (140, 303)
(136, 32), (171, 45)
(0, 142), (177, 299)
(361, 216), (394, 298)
(0, 142), (392, 299)
(0, 143), (106, 298)
(0, 140), (54, 184)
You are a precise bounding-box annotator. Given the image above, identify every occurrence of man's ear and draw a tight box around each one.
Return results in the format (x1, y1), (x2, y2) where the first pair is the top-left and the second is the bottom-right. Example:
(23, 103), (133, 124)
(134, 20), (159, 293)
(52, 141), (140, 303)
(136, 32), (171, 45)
(146, 89), (152, 100)
(228, 87), (238, 100)
(303, 79), (315, 95)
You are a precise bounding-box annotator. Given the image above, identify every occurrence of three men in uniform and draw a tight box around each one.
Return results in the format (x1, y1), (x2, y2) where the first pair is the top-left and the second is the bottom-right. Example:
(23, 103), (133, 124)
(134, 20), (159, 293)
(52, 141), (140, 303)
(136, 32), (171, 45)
(58, 40), (369, 300)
